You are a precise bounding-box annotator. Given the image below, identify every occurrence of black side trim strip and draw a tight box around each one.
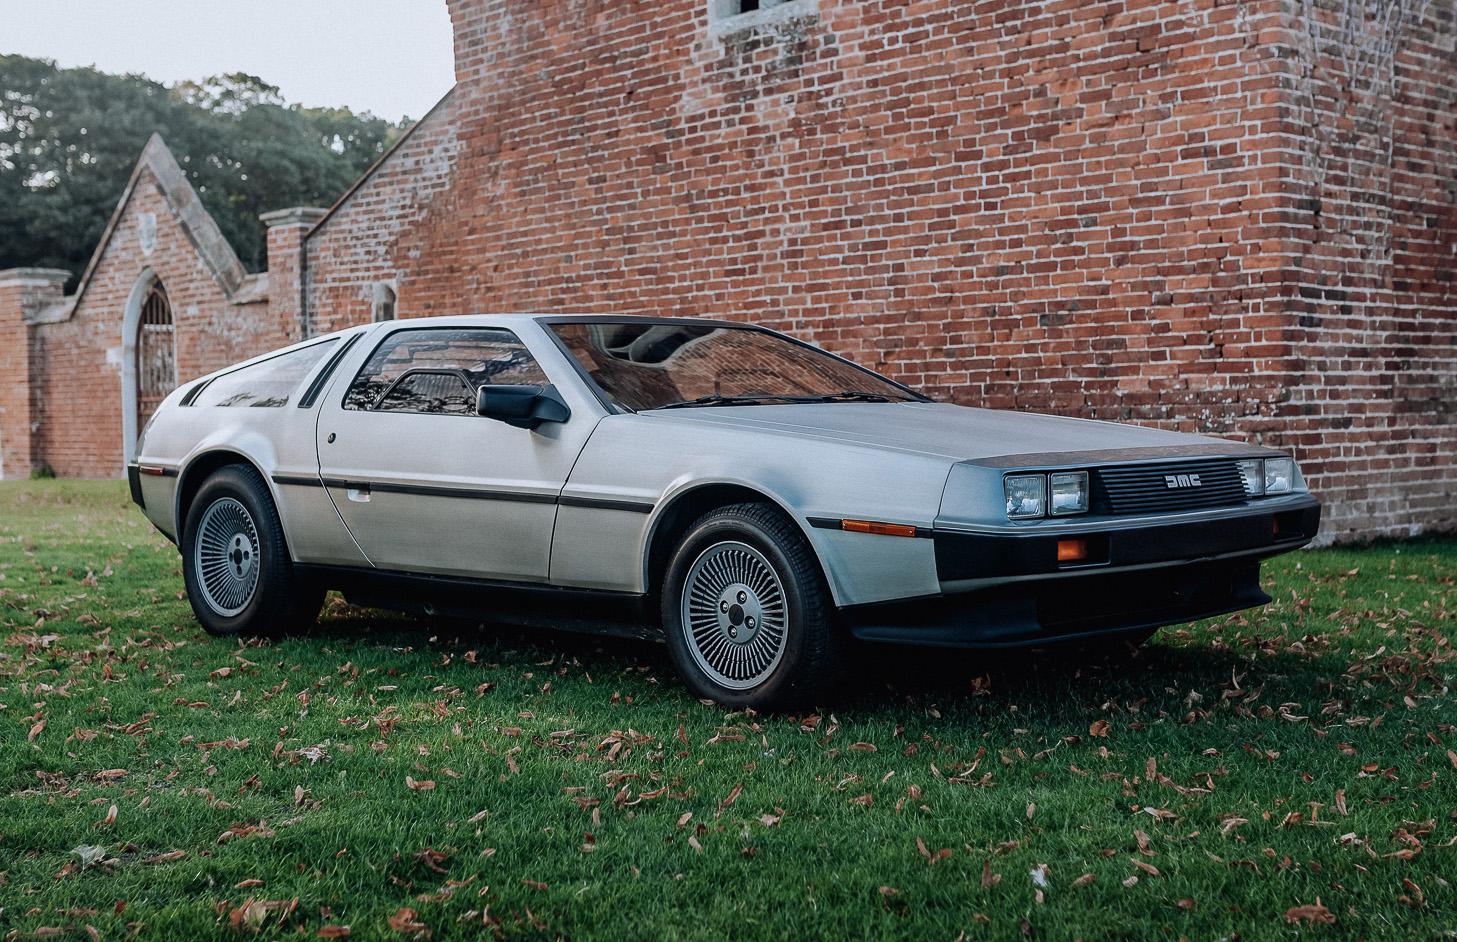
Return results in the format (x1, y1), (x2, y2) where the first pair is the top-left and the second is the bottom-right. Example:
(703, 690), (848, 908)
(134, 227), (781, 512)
(298, 333), (362, 409)
(272, 474), (324, 488)
(277, 474), (652, 513)
(558, 496), (654, 513)
(319, 478), (557, 504)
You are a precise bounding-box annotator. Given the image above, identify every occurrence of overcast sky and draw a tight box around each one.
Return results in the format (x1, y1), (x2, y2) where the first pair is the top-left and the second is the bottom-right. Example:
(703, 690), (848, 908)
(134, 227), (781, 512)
(1, 0), (456, 123)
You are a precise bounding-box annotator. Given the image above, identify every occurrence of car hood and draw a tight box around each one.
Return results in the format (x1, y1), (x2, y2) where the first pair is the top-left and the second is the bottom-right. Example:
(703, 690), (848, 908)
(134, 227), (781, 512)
(642, 402), (1254, 463)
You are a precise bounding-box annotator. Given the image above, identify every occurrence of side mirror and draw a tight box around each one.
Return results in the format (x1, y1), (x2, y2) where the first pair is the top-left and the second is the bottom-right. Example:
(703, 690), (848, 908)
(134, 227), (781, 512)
(476, 384), (571, 430)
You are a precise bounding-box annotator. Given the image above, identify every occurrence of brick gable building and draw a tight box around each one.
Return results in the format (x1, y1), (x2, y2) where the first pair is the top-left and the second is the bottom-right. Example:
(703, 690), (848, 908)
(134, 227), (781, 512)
(2, 0), (1453, 544)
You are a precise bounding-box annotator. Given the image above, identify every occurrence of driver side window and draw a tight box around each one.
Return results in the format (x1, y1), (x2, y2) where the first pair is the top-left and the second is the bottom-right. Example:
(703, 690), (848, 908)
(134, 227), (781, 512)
(343, 327), (549, 414)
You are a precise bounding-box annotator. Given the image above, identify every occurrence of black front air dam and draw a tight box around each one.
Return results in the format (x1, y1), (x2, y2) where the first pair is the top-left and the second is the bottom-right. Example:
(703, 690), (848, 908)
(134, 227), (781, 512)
(843, 560), (1271, 648)
(931, 497), (1321, 583)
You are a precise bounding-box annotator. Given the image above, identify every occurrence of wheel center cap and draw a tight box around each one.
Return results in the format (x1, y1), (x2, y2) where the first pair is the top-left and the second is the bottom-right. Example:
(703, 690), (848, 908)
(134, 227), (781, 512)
(718, 584), (762, 644)
(230, 535), (254, 576)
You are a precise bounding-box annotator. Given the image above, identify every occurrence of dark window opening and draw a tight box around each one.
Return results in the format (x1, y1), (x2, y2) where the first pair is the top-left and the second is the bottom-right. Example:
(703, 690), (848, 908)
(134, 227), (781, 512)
(136, 282), (175, 433)
(343, 327), (549, 415)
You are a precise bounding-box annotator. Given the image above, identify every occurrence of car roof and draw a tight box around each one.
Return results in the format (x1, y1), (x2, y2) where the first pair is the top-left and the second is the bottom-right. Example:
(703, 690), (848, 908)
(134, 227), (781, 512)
(362, 313), (759, 331)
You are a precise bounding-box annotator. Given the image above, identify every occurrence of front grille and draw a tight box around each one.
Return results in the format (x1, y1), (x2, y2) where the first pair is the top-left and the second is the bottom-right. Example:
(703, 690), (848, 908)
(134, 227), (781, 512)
(1093, 458), (1248, 515)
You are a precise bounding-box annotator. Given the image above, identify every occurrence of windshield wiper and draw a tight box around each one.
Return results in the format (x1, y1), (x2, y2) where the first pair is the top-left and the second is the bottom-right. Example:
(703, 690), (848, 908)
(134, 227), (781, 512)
(652, 390), (926, 409)
(802, 390), (924, 403)
(651, 393), (807, 410)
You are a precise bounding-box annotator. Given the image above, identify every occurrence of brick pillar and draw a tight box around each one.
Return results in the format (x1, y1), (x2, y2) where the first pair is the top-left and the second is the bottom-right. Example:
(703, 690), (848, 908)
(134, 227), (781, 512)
(0, 269), (69, 479)
(261, 207), (328, 340)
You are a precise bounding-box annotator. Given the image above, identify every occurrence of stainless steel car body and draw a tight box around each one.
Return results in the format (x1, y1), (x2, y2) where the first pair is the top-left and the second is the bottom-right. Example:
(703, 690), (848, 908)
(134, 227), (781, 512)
(131, 313), (1320, 654)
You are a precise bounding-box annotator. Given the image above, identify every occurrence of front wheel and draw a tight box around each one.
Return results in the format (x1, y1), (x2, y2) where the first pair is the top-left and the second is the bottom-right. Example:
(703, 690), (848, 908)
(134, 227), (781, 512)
(661, 503), (842, 710)
(181, 465), (322, 637)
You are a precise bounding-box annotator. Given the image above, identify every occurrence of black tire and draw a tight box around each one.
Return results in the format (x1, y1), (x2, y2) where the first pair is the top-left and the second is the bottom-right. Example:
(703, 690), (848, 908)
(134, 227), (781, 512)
(181, 464), (323, 637)
(661, 503), (842, 710)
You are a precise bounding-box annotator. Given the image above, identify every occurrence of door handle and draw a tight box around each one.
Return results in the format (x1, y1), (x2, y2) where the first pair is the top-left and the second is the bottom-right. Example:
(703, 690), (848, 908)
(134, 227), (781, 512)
(346, 485), (370, 503)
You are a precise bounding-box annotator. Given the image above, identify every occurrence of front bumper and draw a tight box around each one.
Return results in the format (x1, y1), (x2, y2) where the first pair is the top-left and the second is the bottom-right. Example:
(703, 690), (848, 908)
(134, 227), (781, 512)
(844, 495), (1320, 647)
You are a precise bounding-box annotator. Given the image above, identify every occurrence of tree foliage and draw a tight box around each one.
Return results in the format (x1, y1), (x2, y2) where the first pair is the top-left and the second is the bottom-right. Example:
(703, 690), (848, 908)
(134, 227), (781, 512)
(0, 56), (406, 284)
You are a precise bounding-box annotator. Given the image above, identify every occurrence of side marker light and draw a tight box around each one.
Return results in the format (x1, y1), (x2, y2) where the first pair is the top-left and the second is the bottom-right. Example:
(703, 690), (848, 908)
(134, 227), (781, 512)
(842, 520), (919, 538)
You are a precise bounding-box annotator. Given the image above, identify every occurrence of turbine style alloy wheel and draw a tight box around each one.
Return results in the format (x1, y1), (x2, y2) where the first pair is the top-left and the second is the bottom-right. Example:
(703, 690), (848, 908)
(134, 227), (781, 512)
(194, 497), (261, 617)
(662, 502), (842, 709)
(181, 464), (324, 637)
(682, 540), (788, 690)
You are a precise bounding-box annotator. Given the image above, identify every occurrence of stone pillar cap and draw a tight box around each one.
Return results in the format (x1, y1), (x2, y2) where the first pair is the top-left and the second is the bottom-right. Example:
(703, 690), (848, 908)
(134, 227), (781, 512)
(260, 207), (329, 228)
(0, 268), (72, 287)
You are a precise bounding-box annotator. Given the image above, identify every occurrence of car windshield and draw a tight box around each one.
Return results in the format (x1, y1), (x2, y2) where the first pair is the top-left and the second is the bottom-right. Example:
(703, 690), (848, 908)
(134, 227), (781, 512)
(546, 321), (928, 412)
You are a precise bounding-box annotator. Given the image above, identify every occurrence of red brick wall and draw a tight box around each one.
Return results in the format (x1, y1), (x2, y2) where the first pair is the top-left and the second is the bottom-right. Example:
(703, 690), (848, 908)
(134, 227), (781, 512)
(9, 0), (1454, 542)
(1265, 1), (1457, 541)
(335, 0), (1444, 543)
(304, 91), (463, 334)
(0, 273), (65, 478)
(33, 172), (298, 477)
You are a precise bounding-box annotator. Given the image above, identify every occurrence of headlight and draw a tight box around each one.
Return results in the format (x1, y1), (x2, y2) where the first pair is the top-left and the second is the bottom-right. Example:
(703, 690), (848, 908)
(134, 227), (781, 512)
(1237, 456), (1299, 497)
(1049, 471), (1089, 515)
(1264, 456), (1296, 494)
(1235, 458), (1264, 496)
(1004, 474), (1046, 519)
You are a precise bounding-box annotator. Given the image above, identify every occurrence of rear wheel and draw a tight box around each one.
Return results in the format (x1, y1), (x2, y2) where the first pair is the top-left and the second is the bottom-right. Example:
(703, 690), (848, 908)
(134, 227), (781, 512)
(662, 503), (841, 710)
(181, 465), (323, 637)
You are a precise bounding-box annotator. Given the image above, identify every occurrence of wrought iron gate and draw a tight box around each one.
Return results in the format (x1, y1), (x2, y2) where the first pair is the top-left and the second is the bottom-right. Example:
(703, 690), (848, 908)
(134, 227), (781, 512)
(136, 283), (175, 433)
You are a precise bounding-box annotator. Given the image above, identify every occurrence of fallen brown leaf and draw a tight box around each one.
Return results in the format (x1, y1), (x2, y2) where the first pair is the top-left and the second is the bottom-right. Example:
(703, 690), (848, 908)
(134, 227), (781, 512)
(140, 850), (185, 865)
(317, 927), (350, 939)
(1130, 857), (1160, 876)
(388, 908), (424, 933)
(1284, 902), (1335, 925)
(1089, 720), (1110, 738)
(1220, 817), (1248, 836)
(849, 793), (873, 807)
(405, 776), (435, 792)
(1070, 873), (1095, 886)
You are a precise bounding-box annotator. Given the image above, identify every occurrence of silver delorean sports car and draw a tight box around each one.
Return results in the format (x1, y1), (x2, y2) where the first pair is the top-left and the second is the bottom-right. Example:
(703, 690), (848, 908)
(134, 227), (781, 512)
(129, 315), (1320, 707)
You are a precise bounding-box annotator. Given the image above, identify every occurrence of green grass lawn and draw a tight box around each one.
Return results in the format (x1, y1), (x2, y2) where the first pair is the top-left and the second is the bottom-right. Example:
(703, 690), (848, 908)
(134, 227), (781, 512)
(1, 480), (1454, 941)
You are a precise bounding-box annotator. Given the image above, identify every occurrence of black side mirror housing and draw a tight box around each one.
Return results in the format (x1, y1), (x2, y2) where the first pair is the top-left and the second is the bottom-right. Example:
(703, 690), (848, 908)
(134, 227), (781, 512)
(476, 384), (571, 430)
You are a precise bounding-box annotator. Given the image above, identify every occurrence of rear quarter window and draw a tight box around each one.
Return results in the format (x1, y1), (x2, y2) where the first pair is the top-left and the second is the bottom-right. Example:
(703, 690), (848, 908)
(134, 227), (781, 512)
(191, 339), (339, 408)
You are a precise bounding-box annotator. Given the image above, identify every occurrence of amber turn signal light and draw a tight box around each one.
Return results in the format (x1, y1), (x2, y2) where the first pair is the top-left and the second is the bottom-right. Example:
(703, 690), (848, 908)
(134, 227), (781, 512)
(842, 520), (919, 538)
(1056, 538), (1089, 563)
